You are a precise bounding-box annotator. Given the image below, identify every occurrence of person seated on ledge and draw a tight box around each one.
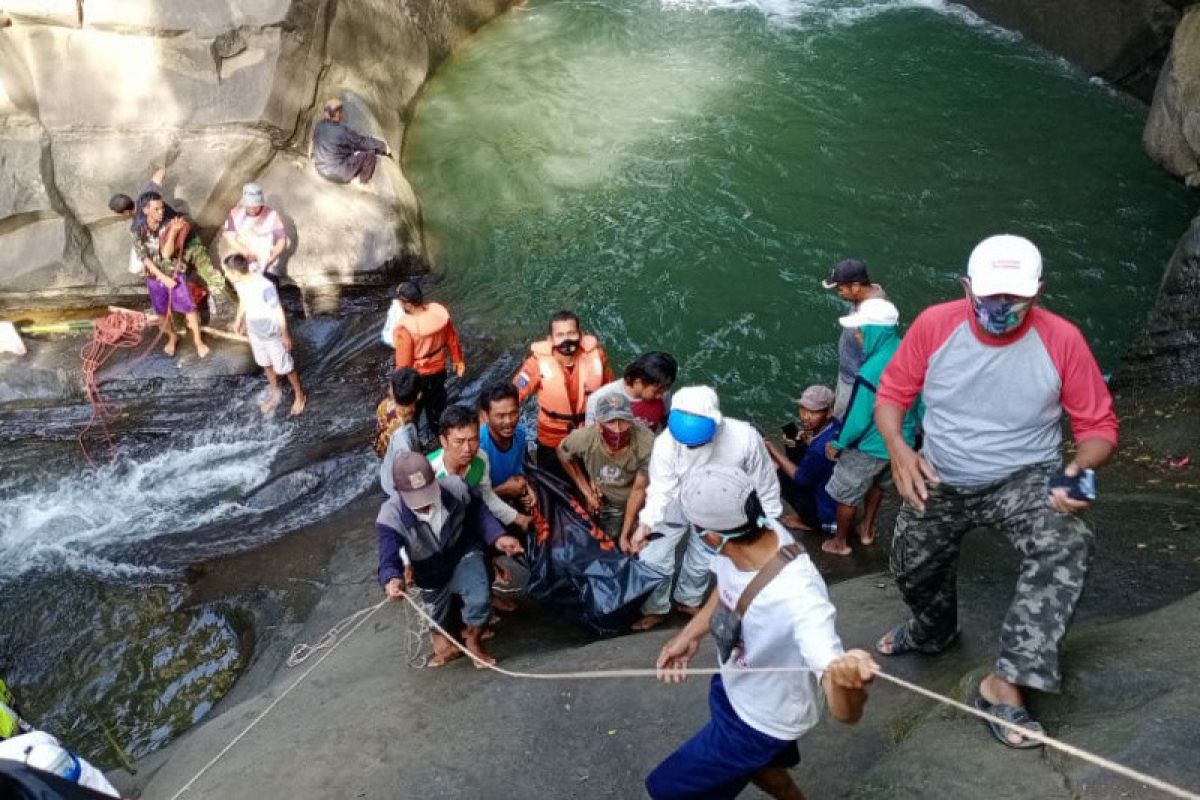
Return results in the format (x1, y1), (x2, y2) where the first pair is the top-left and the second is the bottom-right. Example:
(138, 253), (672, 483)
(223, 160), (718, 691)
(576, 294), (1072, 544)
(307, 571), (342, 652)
(311, 97), (391, 185)
(765, 384), (840, 535)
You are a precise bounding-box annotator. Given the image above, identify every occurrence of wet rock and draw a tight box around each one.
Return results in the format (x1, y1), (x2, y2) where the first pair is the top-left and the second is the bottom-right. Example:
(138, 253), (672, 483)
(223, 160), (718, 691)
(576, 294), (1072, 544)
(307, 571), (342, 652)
(1145, 6), (1200, 183)
(1120, 212), (1200, 387)
(956, 0), (1185, 102)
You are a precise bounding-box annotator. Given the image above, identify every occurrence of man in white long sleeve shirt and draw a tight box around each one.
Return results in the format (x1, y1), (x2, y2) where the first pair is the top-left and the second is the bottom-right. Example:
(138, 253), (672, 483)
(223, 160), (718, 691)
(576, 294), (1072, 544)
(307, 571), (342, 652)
(628, 386), (782, 631)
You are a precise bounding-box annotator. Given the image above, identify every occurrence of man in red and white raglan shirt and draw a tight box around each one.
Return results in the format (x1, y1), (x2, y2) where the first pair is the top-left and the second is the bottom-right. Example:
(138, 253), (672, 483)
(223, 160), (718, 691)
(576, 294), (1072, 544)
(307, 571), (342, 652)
(871, 234), (1117, 749)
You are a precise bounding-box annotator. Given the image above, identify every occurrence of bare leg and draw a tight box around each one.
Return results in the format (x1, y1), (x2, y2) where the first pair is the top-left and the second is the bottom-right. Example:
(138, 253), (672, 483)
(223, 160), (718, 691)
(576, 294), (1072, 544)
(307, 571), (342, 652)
(751, 767), (806, 800)
(161, 315), (179, 356)
(780, 512), (812, 531)
(184, 312), (209, 358)
(859, 486), (883, 546)
(259, 367), (282, 414)
(822, 503), (855, 555)
(463, 625), (496, 668)
(285, 370), (307, 415)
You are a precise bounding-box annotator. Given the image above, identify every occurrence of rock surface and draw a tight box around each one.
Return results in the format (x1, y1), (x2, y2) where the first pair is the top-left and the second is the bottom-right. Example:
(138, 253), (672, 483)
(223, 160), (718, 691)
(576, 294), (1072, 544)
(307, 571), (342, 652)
(0, 0), (516, 310)
(1145, 6), (1200, 183)
(956, 0), (1192, 102)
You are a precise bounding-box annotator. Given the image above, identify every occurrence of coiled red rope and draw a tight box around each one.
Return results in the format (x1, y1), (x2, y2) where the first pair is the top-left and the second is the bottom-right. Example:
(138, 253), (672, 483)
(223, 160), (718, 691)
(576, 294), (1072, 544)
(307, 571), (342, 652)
(78, 308), (164, 464)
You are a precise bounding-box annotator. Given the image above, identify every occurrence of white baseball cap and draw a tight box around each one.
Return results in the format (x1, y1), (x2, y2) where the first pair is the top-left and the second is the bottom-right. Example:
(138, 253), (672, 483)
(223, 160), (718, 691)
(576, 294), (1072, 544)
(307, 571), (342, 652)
(670, 385), (722, 424)
(967, 234), (1042, 298)
(839, 298), (899, 328)
(680, 464), (759, 532)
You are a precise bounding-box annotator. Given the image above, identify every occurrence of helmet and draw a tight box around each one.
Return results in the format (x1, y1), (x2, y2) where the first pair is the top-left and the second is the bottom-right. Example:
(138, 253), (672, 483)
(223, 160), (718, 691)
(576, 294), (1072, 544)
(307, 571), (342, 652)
(668, 410), (718, 447)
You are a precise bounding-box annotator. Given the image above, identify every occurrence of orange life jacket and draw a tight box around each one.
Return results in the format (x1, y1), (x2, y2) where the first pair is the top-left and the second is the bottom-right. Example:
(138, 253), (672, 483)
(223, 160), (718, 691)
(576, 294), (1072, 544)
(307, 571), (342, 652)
(395, 303), (452, 375)
(529, 335), (606, 447)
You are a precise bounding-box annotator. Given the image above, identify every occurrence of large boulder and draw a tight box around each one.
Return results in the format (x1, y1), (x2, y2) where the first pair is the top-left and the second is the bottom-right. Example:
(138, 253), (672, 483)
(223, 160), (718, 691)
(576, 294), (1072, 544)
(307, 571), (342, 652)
(1145, 6), (1200, 184)
(956, 0), (1186, 102)
(0, 0), (516, 311)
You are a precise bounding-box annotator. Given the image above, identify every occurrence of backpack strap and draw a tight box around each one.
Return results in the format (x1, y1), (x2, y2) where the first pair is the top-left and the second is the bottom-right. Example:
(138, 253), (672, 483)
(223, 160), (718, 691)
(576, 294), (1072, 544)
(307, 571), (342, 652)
(734, 543), (803, 618)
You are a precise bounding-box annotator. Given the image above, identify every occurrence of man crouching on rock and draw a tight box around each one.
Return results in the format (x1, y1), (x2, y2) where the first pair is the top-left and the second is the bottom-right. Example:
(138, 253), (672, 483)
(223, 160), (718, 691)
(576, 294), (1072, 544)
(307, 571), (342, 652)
(646, 464), (877, 800)
(377, 452), (523, 668)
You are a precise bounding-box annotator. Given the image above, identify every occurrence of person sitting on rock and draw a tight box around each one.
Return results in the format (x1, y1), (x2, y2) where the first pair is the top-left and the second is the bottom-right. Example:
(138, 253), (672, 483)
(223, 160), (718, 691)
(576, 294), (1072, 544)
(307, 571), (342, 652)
(311, 97), (391, 185)
(873, 234), (1117, 749)
(222, 182), (289, 278)
(765, 384), (840, 535)
(558, 392), (654, 547)
(132, 191), (224, 358)
(377, 452), (521, 667)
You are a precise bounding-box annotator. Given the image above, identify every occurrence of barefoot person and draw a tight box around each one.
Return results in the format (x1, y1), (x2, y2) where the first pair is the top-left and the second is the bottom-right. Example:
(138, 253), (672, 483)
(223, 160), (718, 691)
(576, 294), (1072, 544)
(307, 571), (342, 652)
(822, 299), (921, 556)
(627, 386), (781, 631)
(646, 464), (877, 800)
(822, 258), (886, 420)
(224, 254), (306, 416)
(873, 235), (1117, 748)
(377, 452), (518, 667)
(765, 384), (839, 535)
(132, 192), (222, 358)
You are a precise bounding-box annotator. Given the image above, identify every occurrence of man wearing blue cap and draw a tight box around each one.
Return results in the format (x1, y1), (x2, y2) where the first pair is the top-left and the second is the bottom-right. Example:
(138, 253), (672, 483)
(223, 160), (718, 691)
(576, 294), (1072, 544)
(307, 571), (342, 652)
(627, 386), (781, 631)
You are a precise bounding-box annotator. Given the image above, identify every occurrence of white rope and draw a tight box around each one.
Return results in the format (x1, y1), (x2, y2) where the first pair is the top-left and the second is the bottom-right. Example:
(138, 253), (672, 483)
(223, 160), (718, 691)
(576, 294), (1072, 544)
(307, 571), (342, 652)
(166, 599), (389, 800)
(166, 594), (1200, 800)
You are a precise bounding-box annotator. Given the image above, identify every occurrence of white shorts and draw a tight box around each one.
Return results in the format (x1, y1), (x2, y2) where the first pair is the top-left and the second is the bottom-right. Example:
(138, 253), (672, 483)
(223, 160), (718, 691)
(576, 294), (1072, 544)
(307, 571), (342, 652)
(249, 333), (294, 375)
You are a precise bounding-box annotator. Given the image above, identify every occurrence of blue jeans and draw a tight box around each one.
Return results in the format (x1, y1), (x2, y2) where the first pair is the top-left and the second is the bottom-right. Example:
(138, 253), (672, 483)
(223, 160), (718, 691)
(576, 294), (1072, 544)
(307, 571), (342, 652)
(420, 550), (491, 628)
(645, 676), (800, 800)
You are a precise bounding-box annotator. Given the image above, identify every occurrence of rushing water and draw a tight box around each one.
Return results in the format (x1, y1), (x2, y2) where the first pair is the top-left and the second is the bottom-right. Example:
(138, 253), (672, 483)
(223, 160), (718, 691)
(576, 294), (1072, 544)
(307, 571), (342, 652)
(406, 0), (1194, 421)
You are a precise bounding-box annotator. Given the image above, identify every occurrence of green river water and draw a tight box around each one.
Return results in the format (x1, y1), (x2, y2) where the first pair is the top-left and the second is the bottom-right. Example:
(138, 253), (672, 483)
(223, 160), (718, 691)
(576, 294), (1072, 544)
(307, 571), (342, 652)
(405, 0), (1194, 423)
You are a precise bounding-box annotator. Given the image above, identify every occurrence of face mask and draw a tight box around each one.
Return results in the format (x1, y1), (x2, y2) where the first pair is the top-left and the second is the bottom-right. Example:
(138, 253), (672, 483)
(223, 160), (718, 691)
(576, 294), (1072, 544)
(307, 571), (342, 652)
(696, 528), (742, 556)
(554, 338), (580, 356)
(972, 295), (1031, 336)
(600, 425), (632, 450)
(412, 496), (443, 525)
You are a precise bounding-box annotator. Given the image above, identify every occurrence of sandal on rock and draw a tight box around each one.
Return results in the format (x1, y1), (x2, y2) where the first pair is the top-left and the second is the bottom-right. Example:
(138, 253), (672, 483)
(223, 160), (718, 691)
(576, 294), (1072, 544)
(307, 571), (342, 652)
(967, 676), (1045, 750)
(875, 621), (919, 656)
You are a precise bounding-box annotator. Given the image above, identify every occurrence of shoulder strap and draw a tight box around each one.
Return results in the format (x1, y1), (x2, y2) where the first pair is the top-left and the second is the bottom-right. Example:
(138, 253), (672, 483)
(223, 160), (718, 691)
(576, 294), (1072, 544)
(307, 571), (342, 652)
(734, 543), (803, 618)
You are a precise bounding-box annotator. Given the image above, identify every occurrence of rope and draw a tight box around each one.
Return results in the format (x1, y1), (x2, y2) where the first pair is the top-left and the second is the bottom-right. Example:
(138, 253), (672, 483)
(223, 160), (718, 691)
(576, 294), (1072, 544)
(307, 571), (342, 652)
(166, 600), (389, 800)
(166, 594), (1200, 800)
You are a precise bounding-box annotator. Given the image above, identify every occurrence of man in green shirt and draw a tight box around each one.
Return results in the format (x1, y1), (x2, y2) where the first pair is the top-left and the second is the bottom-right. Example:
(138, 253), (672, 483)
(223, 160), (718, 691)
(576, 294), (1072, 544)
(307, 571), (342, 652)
(558, 393), (654, 549)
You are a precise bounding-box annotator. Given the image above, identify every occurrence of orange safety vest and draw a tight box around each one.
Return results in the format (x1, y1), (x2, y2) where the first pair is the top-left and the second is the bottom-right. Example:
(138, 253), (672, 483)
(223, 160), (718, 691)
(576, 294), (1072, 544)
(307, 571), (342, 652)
(527, 335), (607, 447)
(394, 303), (454, 375)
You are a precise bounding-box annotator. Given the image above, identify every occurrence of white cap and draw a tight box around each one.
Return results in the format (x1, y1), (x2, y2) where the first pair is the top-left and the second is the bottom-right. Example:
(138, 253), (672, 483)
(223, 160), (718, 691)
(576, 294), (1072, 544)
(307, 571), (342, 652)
(680, 464), (758, 532)
(670, 385), (722, 424)
(839, 298), (899, 328)
(967, 234), (1042, 298)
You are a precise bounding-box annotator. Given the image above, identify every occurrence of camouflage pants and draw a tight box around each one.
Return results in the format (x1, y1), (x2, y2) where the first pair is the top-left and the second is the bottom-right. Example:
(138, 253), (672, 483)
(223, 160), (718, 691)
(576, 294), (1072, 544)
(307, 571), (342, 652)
(889, 462), (1092, 692)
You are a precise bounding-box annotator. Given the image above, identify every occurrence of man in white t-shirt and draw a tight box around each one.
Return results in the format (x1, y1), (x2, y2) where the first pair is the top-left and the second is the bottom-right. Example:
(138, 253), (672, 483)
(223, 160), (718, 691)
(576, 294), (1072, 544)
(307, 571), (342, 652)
(648, 464), (877, 800)
(222, 183), (289, 276)
(224, 254), (307, 416)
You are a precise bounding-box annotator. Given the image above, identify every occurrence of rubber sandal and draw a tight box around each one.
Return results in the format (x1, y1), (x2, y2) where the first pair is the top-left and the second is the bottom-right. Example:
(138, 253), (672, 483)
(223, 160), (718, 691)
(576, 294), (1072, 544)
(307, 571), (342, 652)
(967, 676), (1045, 750)
(875, 621), (918, 656)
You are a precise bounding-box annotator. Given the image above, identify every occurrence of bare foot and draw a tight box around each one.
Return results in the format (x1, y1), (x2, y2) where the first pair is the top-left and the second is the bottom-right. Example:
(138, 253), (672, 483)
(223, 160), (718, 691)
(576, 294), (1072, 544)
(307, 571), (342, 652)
(465, 641), (496, 669)
(821, 538), (852, 556)
(163, 337), (179, 356)
(858, 522), (876, 546)
(426, 650), (463, 668)
(289, 392), (307, 416)
(196, 341), (211, 359)
(259, 391), (282, 415)
(491, 593), (518, 613)
(675, 603), (701, 618)
(494, 563), (514, 586)
(781, 513), (813, 531)
(630, 614), (666, 632)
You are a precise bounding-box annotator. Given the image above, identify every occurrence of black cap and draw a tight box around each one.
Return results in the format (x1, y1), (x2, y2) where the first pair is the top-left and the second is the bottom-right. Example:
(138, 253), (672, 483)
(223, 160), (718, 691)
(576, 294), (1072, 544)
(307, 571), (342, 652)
(822, 258), (870, 289)
(396, 281), (423, 303)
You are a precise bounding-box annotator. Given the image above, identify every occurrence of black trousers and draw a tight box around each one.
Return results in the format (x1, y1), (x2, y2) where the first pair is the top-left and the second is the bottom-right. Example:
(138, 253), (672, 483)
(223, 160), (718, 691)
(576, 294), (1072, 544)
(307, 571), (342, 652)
(416, 371), (448, 441)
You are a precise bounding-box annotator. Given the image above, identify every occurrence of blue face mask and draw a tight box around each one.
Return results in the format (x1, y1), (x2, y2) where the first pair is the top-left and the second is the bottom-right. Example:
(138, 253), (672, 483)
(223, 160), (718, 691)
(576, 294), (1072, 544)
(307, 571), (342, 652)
(972, 295), (1032, 336)
(698, 531), (740, 556)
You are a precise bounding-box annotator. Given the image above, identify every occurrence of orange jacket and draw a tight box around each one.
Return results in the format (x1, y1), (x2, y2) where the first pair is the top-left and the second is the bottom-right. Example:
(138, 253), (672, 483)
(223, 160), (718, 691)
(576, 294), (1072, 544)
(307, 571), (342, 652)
(514, 335), (612, 447)
(393, 302), (464, 375)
